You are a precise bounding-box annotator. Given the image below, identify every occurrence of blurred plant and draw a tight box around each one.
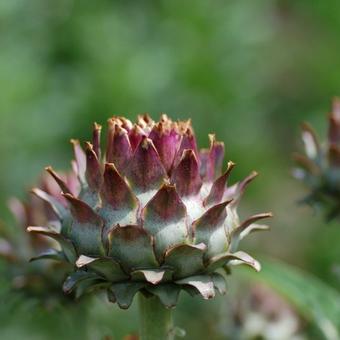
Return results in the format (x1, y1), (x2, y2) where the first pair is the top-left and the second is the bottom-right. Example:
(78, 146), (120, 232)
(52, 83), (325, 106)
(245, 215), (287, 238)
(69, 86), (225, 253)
(0, 171), (78, 309)
(27, 114), (271, 339)
(293, 98), (340, 221)
(225, 284), (306, 340)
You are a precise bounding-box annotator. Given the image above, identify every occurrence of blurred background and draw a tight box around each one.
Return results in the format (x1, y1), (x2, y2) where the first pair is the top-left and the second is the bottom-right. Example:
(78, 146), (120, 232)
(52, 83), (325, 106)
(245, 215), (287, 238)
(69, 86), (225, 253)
(0, 0), (340, 339)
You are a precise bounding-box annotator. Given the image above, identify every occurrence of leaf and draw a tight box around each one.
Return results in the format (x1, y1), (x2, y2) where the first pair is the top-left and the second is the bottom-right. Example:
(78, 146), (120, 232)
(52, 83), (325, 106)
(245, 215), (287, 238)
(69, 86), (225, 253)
(239, 257), (340, 340)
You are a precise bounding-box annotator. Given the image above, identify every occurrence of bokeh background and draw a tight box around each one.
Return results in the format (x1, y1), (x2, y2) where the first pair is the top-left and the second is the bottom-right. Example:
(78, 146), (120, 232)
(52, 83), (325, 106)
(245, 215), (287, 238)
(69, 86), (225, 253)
(0, 1), (340, 339)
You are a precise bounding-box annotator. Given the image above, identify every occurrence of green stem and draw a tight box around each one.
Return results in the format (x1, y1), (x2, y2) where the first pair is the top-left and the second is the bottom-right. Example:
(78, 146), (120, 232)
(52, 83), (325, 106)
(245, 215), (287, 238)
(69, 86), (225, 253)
(138, 294), (174, 340)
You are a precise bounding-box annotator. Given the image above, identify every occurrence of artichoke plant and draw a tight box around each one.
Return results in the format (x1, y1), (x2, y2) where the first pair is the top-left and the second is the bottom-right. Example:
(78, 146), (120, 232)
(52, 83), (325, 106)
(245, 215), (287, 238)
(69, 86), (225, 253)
(27, 114), (271, 339)
(293, 98), (340, 220)
(0, 171), (78, 308)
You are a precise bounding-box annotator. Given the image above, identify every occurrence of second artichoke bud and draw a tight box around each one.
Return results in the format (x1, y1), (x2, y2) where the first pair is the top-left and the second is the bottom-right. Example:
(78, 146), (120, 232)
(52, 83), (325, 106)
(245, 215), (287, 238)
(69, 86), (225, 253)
(294, 99), (340, 220)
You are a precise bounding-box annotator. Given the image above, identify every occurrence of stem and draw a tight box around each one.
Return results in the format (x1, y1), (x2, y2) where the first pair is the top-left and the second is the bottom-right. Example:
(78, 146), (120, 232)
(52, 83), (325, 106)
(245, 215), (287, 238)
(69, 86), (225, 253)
(138, 293), (174, 340)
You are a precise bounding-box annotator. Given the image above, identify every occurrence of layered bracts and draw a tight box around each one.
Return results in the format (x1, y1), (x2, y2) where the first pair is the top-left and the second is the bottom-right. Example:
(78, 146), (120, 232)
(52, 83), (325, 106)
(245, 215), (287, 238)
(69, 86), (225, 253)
(294, 98), (340, 220)
(27, 114), (272, 309)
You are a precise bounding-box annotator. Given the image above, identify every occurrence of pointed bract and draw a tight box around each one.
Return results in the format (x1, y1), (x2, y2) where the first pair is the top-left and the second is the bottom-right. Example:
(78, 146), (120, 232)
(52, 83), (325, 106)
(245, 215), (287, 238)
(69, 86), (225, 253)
(63, 194), (104, 255)
(143, 184), (188, 260)
(193, 200), (232, 259)
(149, 121), (180, 173)
(127, 137), (167, 193)
(71, 139), (87, 184)
(106, 122), (133, 173)
(27, 226), (77, 262)
(232, 212), (273, 242)
(85, 142), (102, 191)
(46, 166), (72, 195)
(175, 123), (198, 162)
(208, 251), (261, 272)
(31, 188), (66, 219)
(204, 161), (235, 206)
(108, 225), (158, 271)
(92, 122), (102, 159)
(164, 243), (206, 279)
(101, 163), (137, 211)
(171, 149), (202, 196)
(224, 171), (258, 203)
(143, 184), (187, 233)
(128, 124), (145, 151)
(204, 134), (225, 181)
(63, 193), (102, 225)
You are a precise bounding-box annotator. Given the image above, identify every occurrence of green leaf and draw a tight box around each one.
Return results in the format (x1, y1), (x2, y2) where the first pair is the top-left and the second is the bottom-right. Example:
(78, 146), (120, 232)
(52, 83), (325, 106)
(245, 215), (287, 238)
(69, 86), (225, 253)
(240, 257), (340, 340)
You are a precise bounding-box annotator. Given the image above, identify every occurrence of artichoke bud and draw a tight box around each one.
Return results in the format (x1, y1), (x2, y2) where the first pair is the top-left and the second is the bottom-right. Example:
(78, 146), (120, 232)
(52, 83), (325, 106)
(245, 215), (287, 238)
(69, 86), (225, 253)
(27, 114), (271, 309)
(294, 98), (340, 220)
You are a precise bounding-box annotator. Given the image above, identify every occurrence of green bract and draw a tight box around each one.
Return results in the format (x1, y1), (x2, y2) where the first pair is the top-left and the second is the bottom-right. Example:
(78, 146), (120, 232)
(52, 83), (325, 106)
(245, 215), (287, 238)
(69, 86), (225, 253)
(27, 114), (271, 309)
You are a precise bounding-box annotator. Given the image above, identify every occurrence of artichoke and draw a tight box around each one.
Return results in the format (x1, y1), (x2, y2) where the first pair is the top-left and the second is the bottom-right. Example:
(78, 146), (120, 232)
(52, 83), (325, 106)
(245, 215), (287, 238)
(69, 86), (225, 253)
(0, 171), (78, 307)
(27, 114), (271, 309)
(294, 98), (340, 220)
